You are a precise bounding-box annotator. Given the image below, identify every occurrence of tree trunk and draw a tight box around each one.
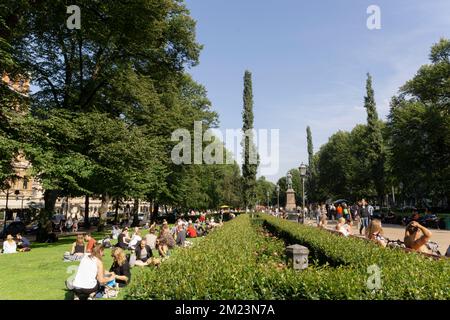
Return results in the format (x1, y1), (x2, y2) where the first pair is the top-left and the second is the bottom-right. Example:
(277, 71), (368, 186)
(151, 202), (159, 223)
(114, 197), (120, 224)
(84, 195), (90, 229)
(36, 190), (58, 242)
(131, 198), (140, 227)
(97, 193), (110, 232)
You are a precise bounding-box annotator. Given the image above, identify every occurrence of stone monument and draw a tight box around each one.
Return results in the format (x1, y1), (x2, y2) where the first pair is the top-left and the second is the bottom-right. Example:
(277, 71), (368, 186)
(285, 172), (296, 212)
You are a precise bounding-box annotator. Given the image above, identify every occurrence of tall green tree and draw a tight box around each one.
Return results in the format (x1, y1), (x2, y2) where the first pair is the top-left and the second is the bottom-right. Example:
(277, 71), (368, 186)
(255, 176), (275, 207)
(364, 73), (385, 204)
(388, 38), (450, 206)
(241, 70), (259, 210)
(306, 126), (318, 202)
(3, 0), (217, 237)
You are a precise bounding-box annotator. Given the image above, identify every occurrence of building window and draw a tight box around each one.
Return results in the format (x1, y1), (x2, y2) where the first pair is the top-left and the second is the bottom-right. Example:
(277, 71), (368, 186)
(23, 177), (29, 190)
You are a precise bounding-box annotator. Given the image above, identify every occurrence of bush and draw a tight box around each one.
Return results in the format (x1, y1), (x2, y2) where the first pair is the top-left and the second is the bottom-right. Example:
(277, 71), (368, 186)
(260, 214), (450, 299)
(125, 214), (287, 299)
(125, 214), (450, 300)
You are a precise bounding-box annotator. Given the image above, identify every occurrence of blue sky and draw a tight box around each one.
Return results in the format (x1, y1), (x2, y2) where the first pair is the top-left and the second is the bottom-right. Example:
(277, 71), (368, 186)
(184, 0), (450, 183)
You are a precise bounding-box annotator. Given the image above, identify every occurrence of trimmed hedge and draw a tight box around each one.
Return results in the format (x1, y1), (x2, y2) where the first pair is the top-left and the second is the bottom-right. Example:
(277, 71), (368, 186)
(125, 214), (288, 299)
(261, 214), (450, 299)
(125, 214), (449, 300)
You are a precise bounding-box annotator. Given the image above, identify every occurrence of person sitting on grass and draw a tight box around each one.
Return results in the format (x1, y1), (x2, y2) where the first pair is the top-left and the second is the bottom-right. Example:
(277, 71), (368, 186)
(404, 221), (434, 254)
(365, 219), (387, 247)
(144, 226), (157, 250)
(2, 234), (17, 254)
(116, 227), (130, 249)
(157, 224), (175, 258)
(85, 233), (97, 253)
(110, 248), (131, 287)
(176, 224), (187, 247)
(64, 234), (86, 261)
(134, 239), (154, 267)
(111, 225), (121, 240)
(186, 222), (197, 238)
(73, 217), (79, 232)
(127, 227), (142, 250)
(16, 233), (31, 252)
(336, 217), (351, 237)
(72, 244), (115, 300)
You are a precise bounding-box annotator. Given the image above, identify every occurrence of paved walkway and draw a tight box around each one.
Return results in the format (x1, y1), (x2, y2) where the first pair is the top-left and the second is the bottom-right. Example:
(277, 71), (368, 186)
(303, 219), (450, 254)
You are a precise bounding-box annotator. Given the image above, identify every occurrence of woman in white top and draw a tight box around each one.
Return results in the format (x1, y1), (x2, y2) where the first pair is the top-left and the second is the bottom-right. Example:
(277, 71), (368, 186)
(72, 244), (115, 299)
(2, 234), (17, 254)
(127, 227), (142, 250)
(336, 218), (351, 237)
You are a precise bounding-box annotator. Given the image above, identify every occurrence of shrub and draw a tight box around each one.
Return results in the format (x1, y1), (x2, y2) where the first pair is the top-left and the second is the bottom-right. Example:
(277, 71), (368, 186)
(260, 214), (450, 299)
(125, 214), (450, 300)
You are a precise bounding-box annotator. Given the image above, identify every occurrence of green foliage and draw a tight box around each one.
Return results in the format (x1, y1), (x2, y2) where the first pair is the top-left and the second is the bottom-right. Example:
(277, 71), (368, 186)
(306, 126), (318, 202)
(125, 215), (288, 299)
(364, 73), (386, 202)
(255, 176), (275, 206)
(261, 215), (450, 299)
(388, 38), (450, 205)
(127, 214), (450, 300)
(241, 70), (259, 209)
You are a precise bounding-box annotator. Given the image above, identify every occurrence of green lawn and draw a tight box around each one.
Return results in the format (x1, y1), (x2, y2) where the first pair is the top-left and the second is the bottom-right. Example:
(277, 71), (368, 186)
(0, 228), (198, 300)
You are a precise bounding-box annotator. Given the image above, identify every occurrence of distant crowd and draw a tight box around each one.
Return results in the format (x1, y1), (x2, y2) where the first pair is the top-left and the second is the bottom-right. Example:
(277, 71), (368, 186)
(270, 199), (449, 257)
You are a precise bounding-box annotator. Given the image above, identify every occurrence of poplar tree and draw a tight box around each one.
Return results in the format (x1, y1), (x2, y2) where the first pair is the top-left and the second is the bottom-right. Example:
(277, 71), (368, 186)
(364, 73), (385, 204)
(241, 71), (259, 210)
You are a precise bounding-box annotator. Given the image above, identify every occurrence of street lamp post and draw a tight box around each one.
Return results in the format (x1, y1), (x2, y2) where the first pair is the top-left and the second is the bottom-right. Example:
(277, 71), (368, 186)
(299, 163), (308, 224)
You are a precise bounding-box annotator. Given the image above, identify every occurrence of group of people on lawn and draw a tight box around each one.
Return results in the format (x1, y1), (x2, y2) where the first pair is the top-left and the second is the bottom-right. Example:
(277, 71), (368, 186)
(1, 233), (31, 254)
(67, 217), (223, 299)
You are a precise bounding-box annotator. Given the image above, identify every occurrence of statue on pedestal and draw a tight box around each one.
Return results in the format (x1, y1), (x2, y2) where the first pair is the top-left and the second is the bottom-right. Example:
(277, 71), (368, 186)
(285, 171), (296, 214)
(286, 172), (293, 190)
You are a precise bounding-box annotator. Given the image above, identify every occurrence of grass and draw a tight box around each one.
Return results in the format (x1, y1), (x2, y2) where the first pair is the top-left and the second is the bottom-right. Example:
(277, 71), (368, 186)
(0, 227), (201, 300)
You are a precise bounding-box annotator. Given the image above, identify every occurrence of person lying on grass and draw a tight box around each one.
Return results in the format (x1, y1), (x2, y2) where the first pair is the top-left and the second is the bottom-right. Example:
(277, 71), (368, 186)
(72, 244), (116, 300)
(365, 219), (387, 247)
(2, 234), (17, 254)
(110, 248), (131, 287)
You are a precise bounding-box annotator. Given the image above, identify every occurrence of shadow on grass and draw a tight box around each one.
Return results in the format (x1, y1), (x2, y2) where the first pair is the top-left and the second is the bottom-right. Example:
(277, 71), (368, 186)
(31, 231), (111, 249)
(64, 289), (74, 300)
